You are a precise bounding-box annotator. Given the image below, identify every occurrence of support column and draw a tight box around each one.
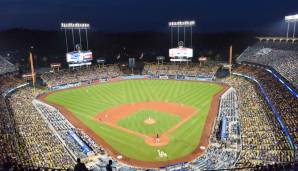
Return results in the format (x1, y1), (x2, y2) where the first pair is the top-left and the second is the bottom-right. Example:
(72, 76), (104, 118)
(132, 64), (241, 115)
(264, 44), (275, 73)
(171, 27), (173, 48)
(190, 27), (193, 48)
(287, 22), (290, 39)
(85, 29), (89, 50)
(79, 29), (82, 50)
(183, 26), (186, 45)
(64, 29), (68, 53)
(293, 22), (296, 39)
(72, 28), (75, 51)
(177, 26), (180, 44)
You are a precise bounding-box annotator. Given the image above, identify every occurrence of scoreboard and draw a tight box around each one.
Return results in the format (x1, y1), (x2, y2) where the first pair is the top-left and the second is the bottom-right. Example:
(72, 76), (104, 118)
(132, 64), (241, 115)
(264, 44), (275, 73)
(66, 50), (93, 64)
(169, 47), (193, 58)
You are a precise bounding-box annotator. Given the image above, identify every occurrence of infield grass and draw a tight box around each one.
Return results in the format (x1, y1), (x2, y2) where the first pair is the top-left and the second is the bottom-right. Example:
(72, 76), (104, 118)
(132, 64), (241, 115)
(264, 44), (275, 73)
(118, 110), (181, 136)
(44, 79), (223, 162)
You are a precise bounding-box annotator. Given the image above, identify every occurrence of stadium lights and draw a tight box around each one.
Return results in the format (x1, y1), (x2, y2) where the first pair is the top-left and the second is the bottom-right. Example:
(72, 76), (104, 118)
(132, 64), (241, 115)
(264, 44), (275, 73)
(61, 22), (90, 29)
(285, 14), (298, 39)
(285, 14), (298, 22)
(168, 20), (195, 27)
(61, 22), (91, 54)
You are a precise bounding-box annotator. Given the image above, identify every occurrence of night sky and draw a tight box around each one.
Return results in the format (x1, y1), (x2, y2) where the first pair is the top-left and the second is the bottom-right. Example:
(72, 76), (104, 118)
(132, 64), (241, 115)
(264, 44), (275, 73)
(0, 0), (298, 33)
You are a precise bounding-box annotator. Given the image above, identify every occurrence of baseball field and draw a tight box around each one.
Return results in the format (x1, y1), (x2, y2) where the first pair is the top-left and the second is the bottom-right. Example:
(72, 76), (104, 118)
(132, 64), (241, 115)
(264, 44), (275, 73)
(41, 79), (225, 167)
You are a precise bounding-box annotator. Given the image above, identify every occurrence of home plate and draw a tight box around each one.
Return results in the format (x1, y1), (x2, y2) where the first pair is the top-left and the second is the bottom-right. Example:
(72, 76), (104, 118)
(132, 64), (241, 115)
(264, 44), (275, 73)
(117, 155), (123, 159)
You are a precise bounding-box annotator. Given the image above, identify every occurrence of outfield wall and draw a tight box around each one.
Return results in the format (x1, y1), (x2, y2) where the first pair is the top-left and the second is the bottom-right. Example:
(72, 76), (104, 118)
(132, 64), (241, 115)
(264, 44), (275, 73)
(47, 74), (214, 91)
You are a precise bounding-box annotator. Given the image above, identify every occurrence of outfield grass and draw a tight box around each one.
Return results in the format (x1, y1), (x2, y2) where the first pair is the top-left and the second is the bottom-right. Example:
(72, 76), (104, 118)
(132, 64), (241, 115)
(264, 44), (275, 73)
(118, 110), (181, 136)
(44, 79), (223, 161)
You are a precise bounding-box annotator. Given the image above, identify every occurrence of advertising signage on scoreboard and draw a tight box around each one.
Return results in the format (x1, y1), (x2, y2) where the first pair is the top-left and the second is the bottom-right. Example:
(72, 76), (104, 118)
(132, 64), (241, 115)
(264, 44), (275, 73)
(169, 47), (193, 58)
(66, 50), (93, 63)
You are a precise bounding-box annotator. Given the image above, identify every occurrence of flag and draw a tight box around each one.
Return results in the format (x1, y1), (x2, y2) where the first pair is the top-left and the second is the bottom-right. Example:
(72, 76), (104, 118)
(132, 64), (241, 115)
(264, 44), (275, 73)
(139, 52), (144, 60)
(116, 53), (120, 60)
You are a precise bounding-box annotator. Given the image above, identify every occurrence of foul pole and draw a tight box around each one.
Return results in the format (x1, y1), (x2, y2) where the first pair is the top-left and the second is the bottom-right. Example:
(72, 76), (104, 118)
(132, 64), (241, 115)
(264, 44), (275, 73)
(29, 49), (36, 93)
(229, 46), (233, 77)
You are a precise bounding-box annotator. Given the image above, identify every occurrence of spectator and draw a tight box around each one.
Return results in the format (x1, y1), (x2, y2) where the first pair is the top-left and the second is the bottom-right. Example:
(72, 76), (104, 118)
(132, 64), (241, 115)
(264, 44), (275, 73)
(105, 160), (112, 171)
(74, 158), (88, 171)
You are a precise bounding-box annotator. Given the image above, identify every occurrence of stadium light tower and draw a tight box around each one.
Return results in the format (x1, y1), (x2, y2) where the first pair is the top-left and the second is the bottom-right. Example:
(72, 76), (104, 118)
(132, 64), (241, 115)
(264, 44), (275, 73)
(285, 14), (298, 39)
(168, 20), (196, 64)
(168, 20), (196, 48)
(61, 23), (93, 68)
(61, 22), (90, 52)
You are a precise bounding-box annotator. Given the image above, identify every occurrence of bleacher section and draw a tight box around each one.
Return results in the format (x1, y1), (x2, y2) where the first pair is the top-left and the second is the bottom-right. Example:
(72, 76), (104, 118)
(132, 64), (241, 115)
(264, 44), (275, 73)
(235, 65), (298, 160)
(223, 75), (294, 168)
(189, 87), (241, 170)
(143, 63), (218, 80)
(0, 56), (17, 75)
(237, 41), (298, 89)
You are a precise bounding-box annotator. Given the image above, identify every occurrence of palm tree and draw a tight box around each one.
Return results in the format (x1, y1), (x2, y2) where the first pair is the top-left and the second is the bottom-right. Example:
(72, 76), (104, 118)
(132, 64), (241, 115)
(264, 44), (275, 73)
(207, 50), (213, 56)
(207, 50), (214, 60)
(34, 55), (37, 67)
(215, 54), (221, 61)
(42, 56), (48, 67)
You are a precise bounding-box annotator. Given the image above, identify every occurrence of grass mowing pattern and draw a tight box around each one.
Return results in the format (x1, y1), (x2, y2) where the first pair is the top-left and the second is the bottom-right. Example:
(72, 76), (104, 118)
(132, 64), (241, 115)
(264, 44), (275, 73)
(44, 79), (223, 161)
(117, 110), (181, 136)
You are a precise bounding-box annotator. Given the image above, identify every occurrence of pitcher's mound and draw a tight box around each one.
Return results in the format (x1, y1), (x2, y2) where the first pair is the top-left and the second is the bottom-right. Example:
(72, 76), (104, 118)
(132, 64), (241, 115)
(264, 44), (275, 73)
(144, 117), (156, 125)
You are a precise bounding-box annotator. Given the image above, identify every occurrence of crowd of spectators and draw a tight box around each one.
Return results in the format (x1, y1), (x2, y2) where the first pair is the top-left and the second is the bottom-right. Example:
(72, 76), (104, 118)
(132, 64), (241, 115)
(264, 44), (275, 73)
(0, 67), (77, 170)
(143, 63), (218, 78)
(0, 72), (120, 170)
(0, 75), (24, 94)
(237, 41), (298, 89)
(6, 87), (74, 169)
(33, 100), (107, 158)
(40, 63), (219, 89)
(236, 65), (298, 158)
(41, 65), (121, 88)
(215, 87), (240, 146)
(0, 87), (19, 169)
(189, 87), (241, 170)
(0, 74), (27, 168)
(33, 100), (89, 159)
(223, 75), (294, 169)
(0, 55), (17, 75)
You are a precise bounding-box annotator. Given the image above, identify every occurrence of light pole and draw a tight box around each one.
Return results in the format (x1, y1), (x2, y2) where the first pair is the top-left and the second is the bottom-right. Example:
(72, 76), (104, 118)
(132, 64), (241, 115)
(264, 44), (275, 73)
(285, 14), (298, 40)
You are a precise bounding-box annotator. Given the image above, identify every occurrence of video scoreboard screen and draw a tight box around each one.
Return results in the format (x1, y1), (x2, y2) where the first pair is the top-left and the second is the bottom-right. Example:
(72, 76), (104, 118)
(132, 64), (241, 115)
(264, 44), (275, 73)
(66, 50), (93, 63)
(169, 47), (193, 58)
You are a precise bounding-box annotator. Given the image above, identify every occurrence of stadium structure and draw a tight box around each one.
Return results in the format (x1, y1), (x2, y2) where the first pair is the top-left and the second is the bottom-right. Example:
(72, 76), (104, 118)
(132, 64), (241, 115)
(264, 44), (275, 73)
(0, 16), (298, 171)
